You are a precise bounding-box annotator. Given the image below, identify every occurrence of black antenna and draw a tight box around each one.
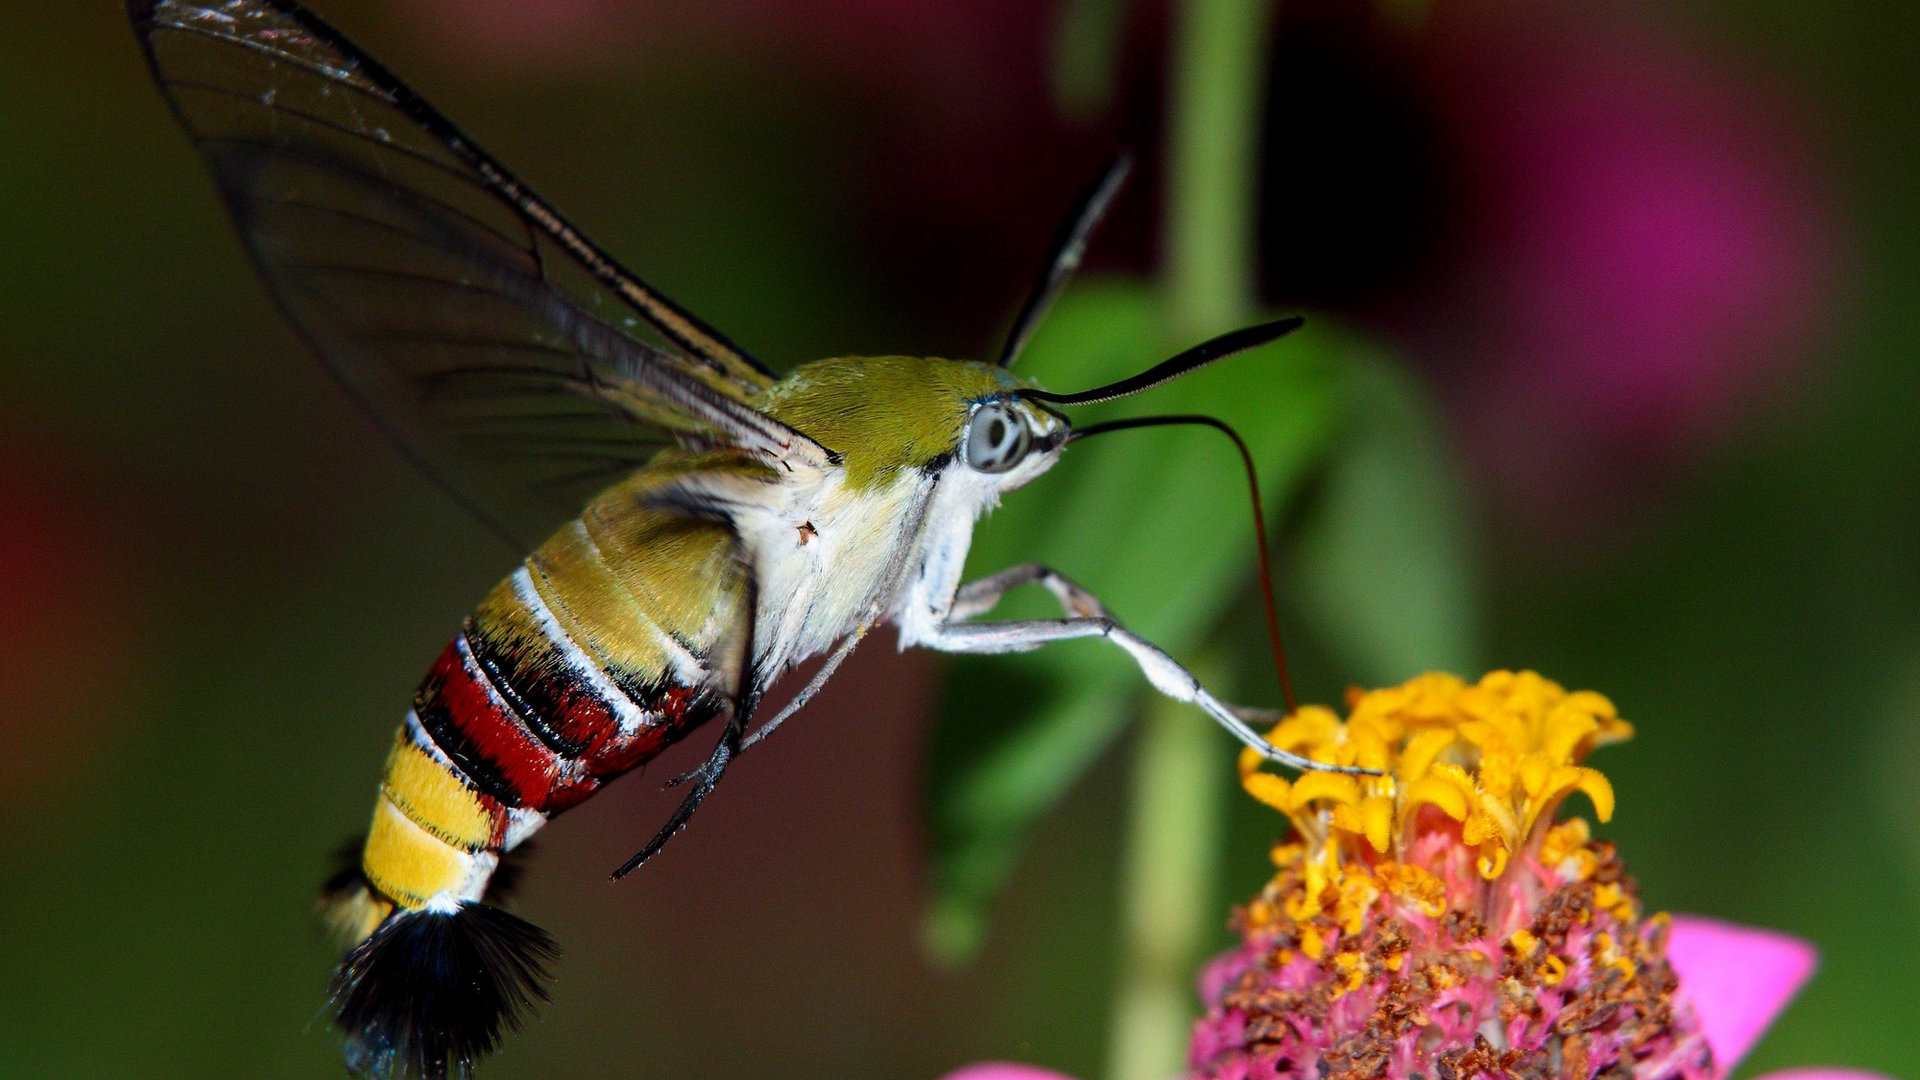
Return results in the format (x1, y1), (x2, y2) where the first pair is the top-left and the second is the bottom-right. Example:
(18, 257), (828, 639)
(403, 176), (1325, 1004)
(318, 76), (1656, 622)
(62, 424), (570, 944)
(1069, 414), (1298, 712)
(1019, 316), (1304, 407)
(997, 154), (1134, 369)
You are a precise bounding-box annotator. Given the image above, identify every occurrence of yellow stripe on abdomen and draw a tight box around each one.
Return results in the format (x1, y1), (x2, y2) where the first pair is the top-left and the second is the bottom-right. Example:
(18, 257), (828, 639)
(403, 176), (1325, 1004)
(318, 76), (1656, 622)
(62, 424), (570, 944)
(380, 733), (493, 851)
(362, 795), (477, 909)
(361, 731), (503, 910)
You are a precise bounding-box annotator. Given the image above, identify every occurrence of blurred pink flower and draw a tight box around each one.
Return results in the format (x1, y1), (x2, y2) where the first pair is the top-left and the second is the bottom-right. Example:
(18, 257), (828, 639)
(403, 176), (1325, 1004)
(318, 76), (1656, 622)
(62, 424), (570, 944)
(0, 421), (133, 816)
(942, 1068), (1075, 1080)
(934, 915), (1863, 1080)
(1395, 2), (1839, 534)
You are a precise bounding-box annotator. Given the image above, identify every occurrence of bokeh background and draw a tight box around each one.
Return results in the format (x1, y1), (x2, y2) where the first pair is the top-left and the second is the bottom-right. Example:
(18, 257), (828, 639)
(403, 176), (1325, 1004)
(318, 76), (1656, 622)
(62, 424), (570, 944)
(2, 0), (1915, 1077)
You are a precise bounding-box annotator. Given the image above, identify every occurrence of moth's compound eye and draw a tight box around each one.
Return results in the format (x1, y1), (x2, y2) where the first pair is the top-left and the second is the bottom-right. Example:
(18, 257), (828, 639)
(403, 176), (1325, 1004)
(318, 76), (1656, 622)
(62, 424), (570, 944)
(965, 402), (1032, 474)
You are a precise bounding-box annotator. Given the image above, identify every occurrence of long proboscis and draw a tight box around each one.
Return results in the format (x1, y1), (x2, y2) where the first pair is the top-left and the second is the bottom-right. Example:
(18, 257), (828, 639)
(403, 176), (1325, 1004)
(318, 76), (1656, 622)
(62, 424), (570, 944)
(1066, 414), (1298, 713)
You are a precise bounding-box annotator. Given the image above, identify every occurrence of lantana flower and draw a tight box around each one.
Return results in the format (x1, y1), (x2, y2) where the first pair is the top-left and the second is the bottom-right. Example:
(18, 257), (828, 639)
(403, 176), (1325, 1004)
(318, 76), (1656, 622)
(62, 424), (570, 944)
(941, 672), (1885, 1080)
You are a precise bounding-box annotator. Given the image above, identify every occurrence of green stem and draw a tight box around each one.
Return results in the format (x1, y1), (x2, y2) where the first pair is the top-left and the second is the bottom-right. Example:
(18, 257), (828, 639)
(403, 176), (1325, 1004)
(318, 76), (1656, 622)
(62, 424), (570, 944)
(1164, 0), (1272, 339)
(1107, 1), (1272, 1077)
(1106, 671), (1229, 1080)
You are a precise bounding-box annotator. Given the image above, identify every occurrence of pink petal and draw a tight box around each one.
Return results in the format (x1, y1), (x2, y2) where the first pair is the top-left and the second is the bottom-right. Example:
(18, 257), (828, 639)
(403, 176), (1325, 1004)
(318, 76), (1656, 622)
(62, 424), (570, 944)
(936, 1066), (1079, 1080)
(1751, 1071), (1900, 1080)
(1667, 914), (1819, 1074)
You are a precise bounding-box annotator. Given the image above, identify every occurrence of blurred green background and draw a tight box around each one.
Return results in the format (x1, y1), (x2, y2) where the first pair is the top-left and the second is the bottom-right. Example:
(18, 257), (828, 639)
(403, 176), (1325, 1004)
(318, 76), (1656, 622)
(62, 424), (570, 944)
(1, 1), (1915, 1078)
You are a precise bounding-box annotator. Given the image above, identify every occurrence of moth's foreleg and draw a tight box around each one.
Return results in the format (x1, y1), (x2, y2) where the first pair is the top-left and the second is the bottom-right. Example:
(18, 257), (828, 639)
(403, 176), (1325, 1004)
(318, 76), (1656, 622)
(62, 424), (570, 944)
(613, 578), (761, 880)
(669, 623), (870, 786)
(739, 625), (868, 752)
(949, 562), (1111, 620)
(918, 613), (1371, 776)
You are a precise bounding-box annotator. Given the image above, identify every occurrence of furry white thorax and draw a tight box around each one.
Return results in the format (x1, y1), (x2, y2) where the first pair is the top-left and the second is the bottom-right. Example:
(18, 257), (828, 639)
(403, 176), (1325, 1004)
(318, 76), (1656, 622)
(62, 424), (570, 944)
(734, 411), (1066, 686)
(733, 465), (932, 682)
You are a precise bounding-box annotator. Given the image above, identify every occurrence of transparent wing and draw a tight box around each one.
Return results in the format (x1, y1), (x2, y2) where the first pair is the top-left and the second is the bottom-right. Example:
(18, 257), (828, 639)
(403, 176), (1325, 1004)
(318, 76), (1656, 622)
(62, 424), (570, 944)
(128, 0), (831, 547)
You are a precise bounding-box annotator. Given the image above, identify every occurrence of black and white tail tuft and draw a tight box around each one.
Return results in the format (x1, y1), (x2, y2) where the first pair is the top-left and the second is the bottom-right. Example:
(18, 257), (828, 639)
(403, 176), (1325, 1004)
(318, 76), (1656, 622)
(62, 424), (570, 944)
(329, 903), (558, 1080)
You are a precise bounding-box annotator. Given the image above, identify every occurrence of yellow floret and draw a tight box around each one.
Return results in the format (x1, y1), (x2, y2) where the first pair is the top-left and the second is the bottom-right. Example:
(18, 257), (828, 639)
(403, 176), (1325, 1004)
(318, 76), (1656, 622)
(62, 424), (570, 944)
(1240, 670), (1629, 885)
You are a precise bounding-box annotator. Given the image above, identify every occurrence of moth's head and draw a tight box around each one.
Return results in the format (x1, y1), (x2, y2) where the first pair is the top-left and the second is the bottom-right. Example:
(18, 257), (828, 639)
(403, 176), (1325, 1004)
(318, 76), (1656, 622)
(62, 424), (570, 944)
(763, 356), (1068, 492)
(766, 312), (1305, 498)
(952, 391), (1068, 492)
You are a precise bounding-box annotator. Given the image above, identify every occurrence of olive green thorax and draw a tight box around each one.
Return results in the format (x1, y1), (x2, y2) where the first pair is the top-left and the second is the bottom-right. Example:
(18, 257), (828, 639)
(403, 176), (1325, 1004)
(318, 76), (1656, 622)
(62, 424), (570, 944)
(761, 356), (1027, 488)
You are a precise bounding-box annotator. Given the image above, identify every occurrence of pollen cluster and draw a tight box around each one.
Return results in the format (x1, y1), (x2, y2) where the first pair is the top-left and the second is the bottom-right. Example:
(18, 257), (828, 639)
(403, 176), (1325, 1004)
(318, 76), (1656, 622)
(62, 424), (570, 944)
(1192, 671), (1713, 1080)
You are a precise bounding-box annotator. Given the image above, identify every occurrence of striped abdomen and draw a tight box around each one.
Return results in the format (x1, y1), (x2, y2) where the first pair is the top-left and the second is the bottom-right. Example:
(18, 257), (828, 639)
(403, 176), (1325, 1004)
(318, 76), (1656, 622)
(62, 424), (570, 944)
(347, 501), (746, 930)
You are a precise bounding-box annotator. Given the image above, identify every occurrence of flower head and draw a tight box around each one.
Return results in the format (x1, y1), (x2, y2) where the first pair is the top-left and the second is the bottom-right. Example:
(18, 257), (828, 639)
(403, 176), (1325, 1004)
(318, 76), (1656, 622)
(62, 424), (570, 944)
(1196, 671), (1705, 1080)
